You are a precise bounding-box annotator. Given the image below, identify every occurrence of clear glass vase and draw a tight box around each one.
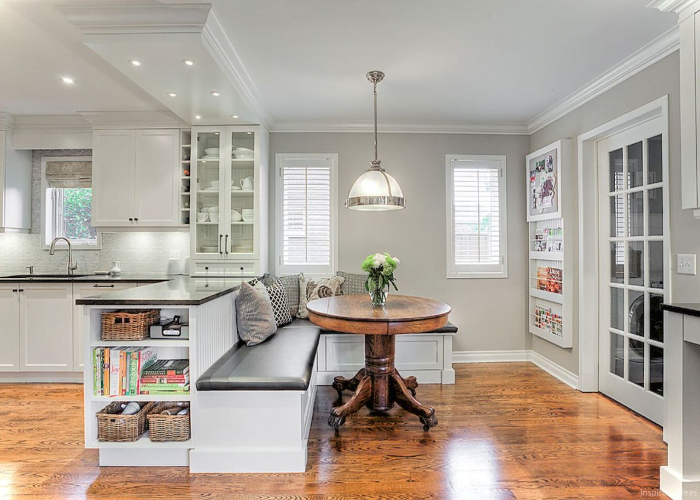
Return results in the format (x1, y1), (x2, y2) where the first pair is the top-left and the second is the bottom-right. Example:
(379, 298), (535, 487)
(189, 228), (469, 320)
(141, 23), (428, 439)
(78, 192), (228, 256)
(367, 278), (389, 307)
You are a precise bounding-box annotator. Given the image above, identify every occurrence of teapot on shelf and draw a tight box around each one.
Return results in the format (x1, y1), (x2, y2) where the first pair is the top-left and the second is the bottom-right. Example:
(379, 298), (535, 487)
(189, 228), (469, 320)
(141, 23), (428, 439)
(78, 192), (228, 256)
(240, 176), (254, 191)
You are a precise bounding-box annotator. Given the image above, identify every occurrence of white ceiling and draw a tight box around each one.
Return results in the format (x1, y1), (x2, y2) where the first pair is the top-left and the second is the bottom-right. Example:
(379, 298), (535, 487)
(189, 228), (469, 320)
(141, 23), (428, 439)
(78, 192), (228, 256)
(0, 0), (680, 127)
(0, 1), (165, 115)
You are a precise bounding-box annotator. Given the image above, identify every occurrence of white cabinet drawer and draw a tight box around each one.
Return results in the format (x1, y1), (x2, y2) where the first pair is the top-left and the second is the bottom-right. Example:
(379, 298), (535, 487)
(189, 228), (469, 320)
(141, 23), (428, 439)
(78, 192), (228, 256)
(193, 261), (258, 277)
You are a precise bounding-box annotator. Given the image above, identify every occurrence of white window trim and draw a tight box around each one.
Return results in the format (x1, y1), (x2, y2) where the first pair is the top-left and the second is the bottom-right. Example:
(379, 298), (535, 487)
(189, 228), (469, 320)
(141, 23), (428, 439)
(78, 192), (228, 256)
(445, 154), (508, 279)
(40, 156), (101, 250)
(275, 153), (338, 277)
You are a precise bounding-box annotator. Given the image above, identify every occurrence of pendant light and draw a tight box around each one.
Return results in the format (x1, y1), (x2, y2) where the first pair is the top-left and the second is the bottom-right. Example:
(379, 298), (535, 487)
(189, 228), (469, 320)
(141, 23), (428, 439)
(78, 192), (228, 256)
(346, 71), (406, 211)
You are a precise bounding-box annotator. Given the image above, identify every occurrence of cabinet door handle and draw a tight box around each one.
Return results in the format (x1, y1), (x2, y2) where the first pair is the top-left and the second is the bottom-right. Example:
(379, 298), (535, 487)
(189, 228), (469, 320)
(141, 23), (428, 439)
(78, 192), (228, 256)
(205, 266), (209, 271)
(93, 284), (115, 288)
(219, 235), (223, 255)
(12, 289), (17, 292)
(18, 289), (24, 292)
(134, 218), (139, 222)
(129, 218), (133, 222)
(225, 235), (229, 255)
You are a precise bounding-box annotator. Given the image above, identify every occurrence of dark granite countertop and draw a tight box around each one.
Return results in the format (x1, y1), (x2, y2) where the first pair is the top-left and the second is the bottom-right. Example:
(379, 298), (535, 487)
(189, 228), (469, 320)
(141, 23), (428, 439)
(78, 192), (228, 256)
(75, 276), (240, 306)
(662, 303), (700, 318)
(0, 273), (172, 284)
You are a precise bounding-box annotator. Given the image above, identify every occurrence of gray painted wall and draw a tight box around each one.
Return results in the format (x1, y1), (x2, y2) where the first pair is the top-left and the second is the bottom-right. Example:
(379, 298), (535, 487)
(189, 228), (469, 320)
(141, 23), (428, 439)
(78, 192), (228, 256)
(529, 51), (697, 374)
(270, 132), (531, 352)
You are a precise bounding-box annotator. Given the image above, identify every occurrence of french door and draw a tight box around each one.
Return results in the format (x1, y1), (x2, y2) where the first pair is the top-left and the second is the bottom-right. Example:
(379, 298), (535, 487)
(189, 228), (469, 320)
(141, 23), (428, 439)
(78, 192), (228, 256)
(597, 118), (668, 425)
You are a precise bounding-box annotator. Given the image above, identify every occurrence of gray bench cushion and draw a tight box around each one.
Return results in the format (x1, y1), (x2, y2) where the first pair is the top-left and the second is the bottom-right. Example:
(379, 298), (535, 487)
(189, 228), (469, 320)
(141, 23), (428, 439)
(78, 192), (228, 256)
(196, 325), (321, 391)
(286, 318), (458, 334)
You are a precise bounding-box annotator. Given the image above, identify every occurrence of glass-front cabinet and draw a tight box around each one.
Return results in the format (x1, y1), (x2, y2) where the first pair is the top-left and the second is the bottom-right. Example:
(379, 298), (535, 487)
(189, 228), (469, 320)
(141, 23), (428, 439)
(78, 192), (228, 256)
(190, 125), (268, 277)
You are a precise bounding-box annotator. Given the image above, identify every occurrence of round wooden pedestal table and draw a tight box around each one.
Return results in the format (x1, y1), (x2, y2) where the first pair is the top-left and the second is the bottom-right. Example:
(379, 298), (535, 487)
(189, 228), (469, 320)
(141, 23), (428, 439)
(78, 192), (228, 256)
(307, 294), (451, 431)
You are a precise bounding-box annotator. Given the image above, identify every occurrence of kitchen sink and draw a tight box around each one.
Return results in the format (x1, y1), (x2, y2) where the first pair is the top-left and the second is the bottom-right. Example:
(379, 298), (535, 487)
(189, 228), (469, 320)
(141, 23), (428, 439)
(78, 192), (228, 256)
(2, 274), (91, 279)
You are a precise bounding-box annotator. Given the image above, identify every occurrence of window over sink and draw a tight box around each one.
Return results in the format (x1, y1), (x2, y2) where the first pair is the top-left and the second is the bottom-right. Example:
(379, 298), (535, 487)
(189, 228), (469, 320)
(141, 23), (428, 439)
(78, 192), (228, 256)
(41, 156), (100, 249)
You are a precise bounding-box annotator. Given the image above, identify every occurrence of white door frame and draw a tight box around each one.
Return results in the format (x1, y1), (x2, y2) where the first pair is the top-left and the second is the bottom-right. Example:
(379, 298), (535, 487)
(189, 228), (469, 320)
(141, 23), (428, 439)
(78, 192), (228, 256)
(576, 95), (670, 392)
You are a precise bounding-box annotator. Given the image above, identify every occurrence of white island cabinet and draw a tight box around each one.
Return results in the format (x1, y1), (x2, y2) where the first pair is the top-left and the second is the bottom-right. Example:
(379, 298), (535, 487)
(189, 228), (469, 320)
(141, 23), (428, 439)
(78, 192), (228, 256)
(0, 283), (20, 371)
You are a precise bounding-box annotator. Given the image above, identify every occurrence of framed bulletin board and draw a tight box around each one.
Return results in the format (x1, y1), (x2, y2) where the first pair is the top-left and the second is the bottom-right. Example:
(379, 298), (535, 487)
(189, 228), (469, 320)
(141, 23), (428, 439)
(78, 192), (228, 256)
(526, 140), (562, 222)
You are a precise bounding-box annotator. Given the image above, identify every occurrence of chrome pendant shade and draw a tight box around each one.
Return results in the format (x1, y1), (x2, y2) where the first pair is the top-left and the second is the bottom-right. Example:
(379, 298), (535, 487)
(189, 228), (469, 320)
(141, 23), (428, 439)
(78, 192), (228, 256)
(346, 71), (405, 211)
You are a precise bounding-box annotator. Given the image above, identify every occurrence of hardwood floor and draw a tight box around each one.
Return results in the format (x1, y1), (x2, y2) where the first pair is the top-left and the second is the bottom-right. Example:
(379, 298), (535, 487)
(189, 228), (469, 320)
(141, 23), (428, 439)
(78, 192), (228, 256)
(0, 363), (667, 499)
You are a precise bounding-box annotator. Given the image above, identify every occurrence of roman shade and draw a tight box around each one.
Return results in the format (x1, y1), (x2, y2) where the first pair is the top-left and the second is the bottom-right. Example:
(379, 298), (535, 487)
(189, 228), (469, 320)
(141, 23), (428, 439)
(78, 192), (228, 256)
(45, 160), (92, 188)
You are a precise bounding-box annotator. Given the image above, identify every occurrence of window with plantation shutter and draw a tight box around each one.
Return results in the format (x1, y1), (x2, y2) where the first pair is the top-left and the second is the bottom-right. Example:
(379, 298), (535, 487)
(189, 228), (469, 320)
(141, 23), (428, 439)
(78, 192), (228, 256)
(446, 155), (508, 278)
(276, 154), (338, 275)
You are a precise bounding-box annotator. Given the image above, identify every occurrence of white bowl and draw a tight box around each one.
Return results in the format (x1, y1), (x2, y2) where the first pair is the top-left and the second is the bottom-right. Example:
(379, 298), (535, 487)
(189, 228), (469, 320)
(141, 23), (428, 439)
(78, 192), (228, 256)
(205, 206), (219, 213)
(235, 147), (253, 152)
(205, 148), (219, 154)
(231, 210), (242, 222)
(209, 213), (220, 223)
(196, 213), (208, 222)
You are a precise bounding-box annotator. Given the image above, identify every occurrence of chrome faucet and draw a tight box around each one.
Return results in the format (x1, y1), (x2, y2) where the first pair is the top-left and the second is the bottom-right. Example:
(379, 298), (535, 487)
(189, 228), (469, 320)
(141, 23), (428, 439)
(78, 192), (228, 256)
(49, 237), (78, 275)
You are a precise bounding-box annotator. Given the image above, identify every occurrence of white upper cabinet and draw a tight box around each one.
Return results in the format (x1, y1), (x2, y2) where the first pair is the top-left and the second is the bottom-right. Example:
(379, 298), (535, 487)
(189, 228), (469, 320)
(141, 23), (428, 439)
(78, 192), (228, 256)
(190, 125), (269, 276)
(676, 6), (700, 215)
(0, 130), (32, 233)
(92, 128), (180, 228)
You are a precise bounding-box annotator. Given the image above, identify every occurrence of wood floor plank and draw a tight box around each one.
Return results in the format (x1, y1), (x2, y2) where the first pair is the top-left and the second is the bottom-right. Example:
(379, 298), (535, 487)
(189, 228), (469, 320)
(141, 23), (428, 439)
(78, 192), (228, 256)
(0, 363), (668, 498)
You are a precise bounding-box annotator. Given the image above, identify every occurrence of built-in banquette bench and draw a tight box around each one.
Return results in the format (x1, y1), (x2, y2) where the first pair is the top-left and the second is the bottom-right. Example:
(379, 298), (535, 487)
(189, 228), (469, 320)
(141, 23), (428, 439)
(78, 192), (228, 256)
(192, 291), (457, 473)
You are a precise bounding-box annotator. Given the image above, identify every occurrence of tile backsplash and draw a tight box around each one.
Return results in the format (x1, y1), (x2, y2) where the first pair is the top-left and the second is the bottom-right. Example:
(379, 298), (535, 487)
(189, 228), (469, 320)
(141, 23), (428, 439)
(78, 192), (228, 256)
(0, 149), (190, 275)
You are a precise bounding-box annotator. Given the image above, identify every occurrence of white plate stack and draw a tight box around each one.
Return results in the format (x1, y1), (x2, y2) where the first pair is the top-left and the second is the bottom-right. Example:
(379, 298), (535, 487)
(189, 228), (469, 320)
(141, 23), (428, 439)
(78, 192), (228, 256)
(233, 239), (253, 253)
(233, 147), (253, 160)
(241, 209), (254, 222)
(201, 148), (220, 160)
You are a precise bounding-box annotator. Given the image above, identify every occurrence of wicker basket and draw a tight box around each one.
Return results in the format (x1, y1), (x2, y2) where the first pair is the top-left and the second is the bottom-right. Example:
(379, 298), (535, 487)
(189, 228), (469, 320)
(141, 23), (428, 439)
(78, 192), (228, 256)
(147, 402), (191, 442)
(96, 401), (155, 442)
(101, 310), (160, 341)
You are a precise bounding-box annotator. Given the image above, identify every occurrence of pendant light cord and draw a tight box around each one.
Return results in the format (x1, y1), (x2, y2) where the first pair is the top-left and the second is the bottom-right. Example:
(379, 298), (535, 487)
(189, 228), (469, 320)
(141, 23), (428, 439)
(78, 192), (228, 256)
(373, 79), (378, 163)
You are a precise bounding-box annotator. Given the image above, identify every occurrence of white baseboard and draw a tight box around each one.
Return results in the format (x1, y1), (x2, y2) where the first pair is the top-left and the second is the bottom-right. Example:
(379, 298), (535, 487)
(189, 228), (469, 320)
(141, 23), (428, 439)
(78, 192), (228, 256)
(528, 351), (579, 389)
(0, 372), (83, 383)
(452, 349), (579, 390)
(452, 350), (530, 364)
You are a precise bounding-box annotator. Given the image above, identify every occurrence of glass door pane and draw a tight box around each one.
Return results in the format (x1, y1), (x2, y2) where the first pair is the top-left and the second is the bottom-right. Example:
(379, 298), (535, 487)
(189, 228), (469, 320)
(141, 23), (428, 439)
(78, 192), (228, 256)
(194, 130), (223, 256)
(230, 130), (255, 256)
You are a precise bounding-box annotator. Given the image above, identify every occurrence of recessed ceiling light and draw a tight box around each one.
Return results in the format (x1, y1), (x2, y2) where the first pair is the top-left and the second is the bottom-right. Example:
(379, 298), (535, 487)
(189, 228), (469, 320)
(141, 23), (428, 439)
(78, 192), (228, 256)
(129, 60), (141, 66)
(167, 92), (177, 97)
(232, 115), (238, 119)
(182, 59), (194, 66)
(195, 115), (201, 120)
(60, 76), (75, 84)
(211, 91), (220, 97)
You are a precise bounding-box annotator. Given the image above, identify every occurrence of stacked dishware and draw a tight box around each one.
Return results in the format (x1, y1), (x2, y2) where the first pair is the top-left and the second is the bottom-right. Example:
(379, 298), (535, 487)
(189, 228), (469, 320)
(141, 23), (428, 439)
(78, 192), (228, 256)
(242, 209), (254, 222)
(233, 147), (253, 159)
(201, 148), (220, 160)
(231, 209), (242, 222)
(233, 239), (253, 253)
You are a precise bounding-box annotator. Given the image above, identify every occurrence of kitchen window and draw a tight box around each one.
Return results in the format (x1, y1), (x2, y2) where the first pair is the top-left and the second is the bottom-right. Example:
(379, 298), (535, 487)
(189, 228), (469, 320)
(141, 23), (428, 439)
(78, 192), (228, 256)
(275, 153), (338, 275)
(446, 154), (508, 278)
(41, 156), (100, 249)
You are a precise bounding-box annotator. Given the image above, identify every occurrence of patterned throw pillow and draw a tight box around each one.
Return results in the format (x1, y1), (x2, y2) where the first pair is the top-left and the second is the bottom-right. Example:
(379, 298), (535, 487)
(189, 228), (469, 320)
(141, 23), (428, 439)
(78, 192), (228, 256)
(337, 271), (367, 295)
(236, 282), (277, 346)
(279, 275), (300, 316)
(267, 280), (293, 327)
(297, 275), (345, 319)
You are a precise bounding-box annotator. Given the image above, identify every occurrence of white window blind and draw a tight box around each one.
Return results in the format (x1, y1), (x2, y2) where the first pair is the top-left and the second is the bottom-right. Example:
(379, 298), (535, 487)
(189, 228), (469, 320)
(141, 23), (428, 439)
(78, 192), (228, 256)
(446, 155), (507, 278)
(277, 155), (338, 275)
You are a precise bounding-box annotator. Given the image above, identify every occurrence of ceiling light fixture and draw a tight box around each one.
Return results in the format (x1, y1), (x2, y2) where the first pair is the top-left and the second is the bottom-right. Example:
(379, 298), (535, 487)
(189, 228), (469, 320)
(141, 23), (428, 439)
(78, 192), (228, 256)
(211, 91), (220, 97)
(346, 71), (405, 211)
(182, 59), (194, 66)
(60, 76), (75, 84)
(167, 92), (177, 97)
(129, 60), (141, 66)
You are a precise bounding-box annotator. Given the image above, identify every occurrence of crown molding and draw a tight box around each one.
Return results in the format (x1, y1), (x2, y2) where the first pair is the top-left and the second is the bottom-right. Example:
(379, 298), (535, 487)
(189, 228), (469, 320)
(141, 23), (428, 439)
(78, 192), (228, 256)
(0, 113), (14, 132)
(12, 115), (91, 134)
(78, 111), (187, 129)
(527, 26), (679, 134)
(58, 4), (211, 35)
(201, 12), (273, 130)
(648, 0), (698, 13)
(271, 120), (529, 135)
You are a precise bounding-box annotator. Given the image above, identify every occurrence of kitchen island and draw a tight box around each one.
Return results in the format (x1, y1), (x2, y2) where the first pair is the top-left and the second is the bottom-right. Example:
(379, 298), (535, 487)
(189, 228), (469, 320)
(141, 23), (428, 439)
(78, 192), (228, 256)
(76, 277), (241, 467)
